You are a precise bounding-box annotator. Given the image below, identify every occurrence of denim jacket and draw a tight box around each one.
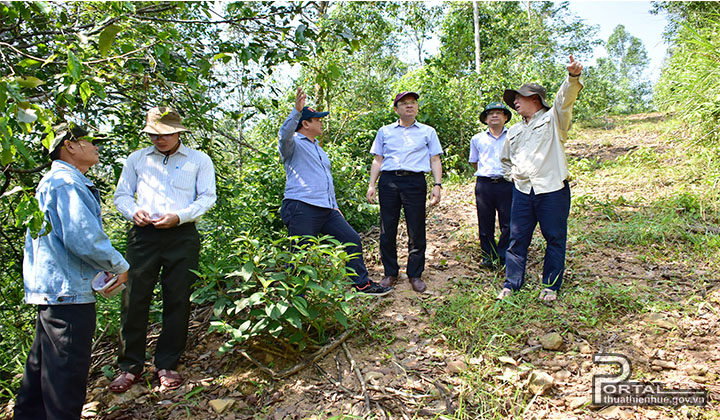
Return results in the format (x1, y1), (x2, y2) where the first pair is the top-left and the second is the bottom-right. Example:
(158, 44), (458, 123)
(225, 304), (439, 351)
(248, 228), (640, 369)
(23, 160), (130, 305)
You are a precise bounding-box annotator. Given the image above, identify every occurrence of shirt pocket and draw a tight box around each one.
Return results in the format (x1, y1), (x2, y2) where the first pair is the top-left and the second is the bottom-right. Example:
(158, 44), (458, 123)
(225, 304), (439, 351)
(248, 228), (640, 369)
(531, 114), (553, 146)
(171, 163), (197, 192)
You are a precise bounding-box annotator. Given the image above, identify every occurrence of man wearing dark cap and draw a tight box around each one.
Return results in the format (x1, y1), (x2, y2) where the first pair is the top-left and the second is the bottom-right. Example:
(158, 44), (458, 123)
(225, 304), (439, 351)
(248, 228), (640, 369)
(279, 87), (390, 296)
(367, 91), (443, 293)
(498, 55), (583, 302)
(111, 107), (216, 392)
(14, 124), (129, 420)
(469, 102), (513, 269)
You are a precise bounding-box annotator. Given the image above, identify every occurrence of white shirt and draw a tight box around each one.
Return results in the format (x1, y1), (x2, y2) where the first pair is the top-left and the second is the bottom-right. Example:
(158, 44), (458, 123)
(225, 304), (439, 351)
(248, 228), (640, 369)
(469, 127), (507, 177)
(114, 143), (216, 225)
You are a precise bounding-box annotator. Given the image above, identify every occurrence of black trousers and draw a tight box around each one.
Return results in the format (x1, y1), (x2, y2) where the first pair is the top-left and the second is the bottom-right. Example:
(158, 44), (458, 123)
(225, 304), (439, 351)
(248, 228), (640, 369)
(474, 177), (513, 263)
(118, 223), (200, 375)
(14, 303), (96, 420)
(378, 172), (427, 278)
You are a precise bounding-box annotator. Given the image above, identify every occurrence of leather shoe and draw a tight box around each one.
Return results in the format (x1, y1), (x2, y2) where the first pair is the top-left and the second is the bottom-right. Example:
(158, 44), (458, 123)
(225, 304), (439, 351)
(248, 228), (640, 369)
(380, 276), (397, 288)
(408, 277), (426, 293)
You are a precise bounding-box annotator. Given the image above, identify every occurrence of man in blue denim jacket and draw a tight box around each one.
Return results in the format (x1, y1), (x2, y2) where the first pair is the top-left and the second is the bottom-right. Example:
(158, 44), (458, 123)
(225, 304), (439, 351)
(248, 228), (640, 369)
(14, 124), (129, 420)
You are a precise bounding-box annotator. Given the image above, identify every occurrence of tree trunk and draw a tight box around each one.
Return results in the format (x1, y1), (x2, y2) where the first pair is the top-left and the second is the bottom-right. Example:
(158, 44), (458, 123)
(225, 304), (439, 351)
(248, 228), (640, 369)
(473, 1), (481, 74)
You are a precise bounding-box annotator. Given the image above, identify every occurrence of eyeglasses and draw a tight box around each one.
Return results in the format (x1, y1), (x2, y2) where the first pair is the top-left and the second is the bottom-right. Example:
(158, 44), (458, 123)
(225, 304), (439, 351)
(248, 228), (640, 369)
(397, 100), (417, 106)
(148, 134), (176, 141)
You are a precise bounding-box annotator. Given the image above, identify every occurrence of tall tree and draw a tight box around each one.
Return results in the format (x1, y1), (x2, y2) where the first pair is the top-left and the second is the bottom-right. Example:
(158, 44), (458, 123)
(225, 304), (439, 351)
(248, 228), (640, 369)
(607, 24), (649, 81)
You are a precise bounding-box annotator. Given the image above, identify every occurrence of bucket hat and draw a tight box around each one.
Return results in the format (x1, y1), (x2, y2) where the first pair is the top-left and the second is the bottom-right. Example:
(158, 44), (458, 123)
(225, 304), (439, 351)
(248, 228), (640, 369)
(141, 107), (190, 135)
(503, 83), (550, 110)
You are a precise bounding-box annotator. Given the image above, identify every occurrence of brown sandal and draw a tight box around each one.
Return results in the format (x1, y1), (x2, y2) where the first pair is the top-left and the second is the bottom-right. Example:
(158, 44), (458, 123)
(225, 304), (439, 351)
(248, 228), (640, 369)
(157, 369), (183, 390)
(109, 372), (138, 393)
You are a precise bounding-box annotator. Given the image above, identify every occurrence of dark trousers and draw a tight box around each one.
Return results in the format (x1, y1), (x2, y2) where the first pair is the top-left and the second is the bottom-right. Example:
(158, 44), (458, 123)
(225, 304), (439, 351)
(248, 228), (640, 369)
(280, 199), (370, 286)
(474, 177), (512, 264)
(14, 304), (96, 420)
(504, 181), (570, 292)
(378, 172), (427, 278)
(118, 223), (200, 375)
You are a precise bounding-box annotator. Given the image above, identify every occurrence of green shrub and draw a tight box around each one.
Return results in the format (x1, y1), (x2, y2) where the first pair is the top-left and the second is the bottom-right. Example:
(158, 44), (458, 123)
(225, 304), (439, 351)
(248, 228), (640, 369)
(196, 234), (359, 352)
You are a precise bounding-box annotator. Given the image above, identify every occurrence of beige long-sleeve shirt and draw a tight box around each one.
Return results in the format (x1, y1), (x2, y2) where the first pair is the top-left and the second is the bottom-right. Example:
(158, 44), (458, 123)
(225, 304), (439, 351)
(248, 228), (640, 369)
(501, 75), (583, 195)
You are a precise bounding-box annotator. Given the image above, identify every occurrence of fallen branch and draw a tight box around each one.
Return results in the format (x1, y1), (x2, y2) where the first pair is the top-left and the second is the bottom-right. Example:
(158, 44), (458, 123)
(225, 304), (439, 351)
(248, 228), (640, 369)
(365, 385), (432, 400)
(342, 341), (371, 413)
(239, 329), (352, 380)
(431, 378), (454, 415)
(314, 363), (355, 395)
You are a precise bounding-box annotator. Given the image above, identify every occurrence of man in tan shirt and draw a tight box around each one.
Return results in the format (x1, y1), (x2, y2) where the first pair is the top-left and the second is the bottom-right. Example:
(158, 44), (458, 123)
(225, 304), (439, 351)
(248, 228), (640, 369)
(498, 55), (583, 302)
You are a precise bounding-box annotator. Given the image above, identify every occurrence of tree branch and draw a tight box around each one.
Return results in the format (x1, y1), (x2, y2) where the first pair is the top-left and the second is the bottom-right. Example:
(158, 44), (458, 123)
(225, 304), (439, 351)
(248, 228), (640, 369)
(84, 41), (159, 65)
(0, 41), (46, 62)
(4, 162), (51, 174)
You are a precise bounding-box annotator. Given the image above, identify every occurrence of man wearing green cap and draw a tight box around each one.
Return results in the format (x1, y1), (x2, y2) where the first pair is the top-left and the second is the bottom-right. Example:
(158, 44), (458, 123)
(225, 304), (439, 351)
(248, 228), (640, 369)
(111, 107), (216, 392)
(498, 55), (583, 302)
(469, 102), (513, 269)
(14, 124), (129, 420)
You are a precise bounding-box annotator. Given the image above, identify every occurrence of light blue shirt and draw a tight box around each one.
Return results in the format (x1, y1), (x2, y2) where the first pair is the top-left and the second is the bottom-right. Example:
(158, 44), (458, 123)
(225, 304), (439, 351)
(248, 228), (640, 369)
(469, 128), (507, 177)
(371, 120), (443, 173)
(278, 108), (338, 209)
(24, 160), (130, 305)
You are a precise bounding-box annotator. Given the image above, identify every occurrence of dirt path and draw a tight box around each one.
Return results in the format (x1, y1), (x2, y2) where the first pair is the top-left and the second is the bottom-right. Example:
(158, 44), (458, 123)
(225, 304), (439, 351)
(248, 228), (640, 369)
(76, 114), (718, 420)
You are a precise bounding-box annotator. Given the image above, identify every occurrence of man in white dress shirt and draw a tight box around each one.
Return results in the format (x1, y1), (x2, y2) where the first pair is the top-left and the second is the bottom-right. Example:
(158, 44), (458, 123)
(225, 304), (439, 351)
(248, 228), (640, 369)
(469, 102), (513, 269)
(110, 107), (216, 392)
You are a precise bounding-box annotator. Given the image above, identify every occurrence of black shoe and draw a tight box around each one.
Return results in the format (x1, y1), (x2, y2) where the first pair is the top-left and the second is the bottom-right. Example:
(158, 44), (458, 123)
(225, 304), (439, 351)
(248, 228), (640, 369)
(480, 259), (494, 269)
(354, 281), (392, 296)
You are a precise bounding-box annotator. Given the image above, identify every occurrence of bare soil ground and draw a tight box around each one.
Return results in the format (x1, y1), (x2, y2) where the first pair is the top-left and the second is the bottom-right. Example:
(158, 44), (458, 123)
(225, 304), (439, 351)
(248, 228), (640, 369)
(13, 113), (717, 420)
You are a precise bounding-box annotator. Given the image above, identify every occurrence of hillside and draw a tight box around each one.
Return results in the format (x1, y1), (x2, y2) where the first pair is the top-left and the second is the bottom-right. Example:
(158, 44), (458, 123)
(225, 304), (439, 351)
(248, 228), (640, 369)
(6, 113), (717, 420)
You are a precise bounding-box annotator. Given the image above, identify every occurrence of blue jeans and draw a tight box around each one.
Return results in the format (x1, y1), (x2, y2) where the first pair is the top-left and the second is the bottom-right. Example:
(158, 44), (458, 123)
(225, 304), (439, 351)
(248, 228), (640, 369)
(281, 199), (370, 286)
(504, 181), (570, 292)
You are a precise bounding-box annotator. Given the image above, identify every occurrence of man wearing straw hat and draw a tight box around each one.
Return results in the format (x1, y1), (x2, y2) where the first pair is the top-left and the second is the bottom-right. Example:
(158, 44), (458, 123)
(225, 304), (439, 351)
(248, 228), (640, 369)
(111, 107), (216, 392)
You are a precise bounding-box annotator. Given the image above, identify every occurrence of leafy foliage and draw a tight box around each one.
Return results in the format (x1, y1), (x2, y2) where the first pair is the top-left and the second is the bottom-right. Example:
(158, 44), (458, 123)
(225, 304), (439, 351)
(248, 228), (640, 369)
(653, 2), (720, 143)
(199, 235), (358, 352)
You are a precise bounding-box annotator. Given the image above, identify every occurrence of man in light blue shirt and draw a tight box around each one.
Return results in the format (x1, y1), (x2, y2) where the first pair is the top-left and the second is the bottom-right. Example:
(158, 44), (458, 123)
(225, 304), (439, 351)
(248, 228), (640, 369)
(367, 92), (443, 293)
(15, 124), (129, 420)
(469, 102), (513, 269)
(279, 87), (390, 297)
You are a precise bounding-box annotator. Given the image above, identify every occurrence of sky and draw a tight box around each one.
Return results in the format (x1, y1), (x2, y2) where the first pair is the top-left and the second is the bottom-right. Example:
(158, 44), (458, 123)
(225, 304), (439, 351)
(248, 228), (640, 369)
(560, 1), (668, 82)
(416, 1), (669, 82)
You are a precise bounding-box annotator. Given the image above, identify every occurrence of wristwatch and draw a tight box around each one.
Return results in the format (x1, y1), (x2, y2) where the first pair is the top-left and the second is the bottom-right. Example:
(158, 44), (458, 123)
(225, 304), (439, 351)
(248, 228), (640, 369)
(433, 183), (442, 188)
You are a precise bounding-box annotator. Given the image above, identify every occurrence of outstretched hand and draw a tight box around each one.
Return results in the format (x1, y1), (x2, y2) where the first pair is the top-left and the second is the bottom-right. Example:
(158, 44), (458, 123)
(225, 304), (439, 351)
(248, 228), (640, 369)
(567, 54), (583, 77)
(295, 87), (306, 112)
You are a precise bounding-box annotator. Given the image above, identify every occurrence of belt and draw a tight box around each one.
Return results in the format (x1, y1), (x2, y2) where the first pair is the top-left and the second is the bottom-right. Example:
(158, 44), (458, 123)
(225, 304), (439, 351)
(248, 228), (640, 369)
(383, 170), (424, 176)
(477, 176), (506, 183)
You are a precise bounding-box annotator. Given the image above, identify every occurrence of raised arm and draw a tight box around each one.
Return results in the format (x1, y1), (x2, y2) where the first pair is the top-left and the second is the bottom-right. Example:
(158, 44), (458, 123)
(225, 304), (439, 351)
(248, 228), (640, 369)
(278, 87), (306, 161)
(553, 54), (584, 133)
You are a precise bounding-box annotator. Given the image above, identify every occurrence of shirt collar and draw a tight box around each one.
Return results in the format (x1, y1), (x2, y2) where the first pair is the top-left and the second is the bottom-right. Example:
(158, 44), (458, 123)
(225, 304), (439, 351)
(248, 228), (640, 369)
(52, 160), (93, 187)
(145, 142), (190, 157)
(486, 127), (508, 139)
(392, 120), (419, 129)
(295, 132), (316, 143)
(524, 108), (547, 125)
